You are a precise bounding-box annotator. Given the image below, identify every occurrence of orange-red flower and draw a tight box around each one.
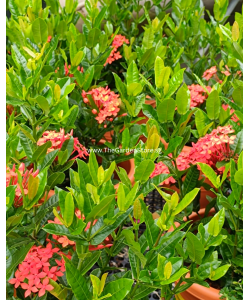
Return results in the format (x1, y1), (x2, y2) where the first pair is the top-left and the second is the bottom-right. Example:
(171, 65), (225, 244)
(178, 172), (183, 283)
(8, 243), (67, 298)
(202, 66), (217, 80)
(82, 86), (120, 124)
(188, 84), (212, 108)
(104, 34), (129, 66)
(37, 129), (88, 160)
(6, 163), (39, 207)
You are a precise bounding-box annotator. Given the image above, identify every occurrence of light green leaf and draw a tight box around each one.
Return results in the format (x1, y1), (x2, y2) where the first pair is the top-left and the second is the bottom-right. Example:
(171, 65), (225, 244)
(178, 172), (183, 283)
(32, 18), (48, 44)
(206, 90), (221, 120)
(173, 188), (200, 215)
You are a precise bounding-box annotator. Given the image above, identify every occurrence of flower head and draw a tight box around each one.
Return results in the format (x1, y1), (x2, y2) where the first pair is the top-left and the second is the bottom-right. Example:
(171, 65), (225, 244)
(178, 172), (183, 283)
(8, 243), (66, 298)
(82, 86), (120, 124)
(6, 163), (39, 207)
(104, 34), (129, 66)
(202, 66), (217, 81)
(37, 129), (88, 160)
(188, 84), (212, 108)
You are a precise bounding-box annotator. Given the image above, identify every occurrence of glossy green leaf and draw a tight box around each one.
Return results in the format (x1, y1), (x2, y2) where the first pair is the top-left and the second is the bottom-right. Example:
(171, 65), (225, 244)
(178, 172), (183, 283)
(209, 264), (230, 281)
(173, 188), (200, 215)
(102, 278), (133, 300)
(134, 160), (155, 183)
(85, 195), (115, 222)
(197, 163), (219, 188)
(157, 98), (176, 122)
(208, 208), (225, 237)
(206, 90), (221, 120)
(186, 232), (205, 264)
(32, 141), (52, 163)
(176, 84), (190, 115)
(64, 256), (91, 300)
(127, 61), (139, 86)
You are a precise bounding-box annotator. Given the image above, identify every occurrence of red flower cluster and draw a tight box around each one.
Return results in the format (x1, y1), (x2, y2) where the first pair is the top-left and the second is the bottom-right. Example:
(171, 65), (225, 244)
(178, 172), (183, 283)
(202, 66), (217, 80)
(150, 151), (190, 185)
(189, 125), (236, 169)
(48, 209), (113, 251)
(150, 126), (237, 184)
(37, 129), (88, 160)
(222, 103), (240, 123)
(8, 243), (66, 298)
(188, 84), (212, 107)
(104, 34), (129, 66)
(6, 163), (39, 207)
(82, 86), (120, 124)
(64, 63), (84, 77)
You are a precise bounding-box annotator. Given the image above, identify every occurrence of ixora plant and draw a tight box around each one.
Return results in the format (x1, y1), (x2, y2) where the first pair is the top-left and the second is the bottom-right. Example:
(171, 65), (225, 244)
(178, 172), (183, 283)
(6, 0), (243, 299)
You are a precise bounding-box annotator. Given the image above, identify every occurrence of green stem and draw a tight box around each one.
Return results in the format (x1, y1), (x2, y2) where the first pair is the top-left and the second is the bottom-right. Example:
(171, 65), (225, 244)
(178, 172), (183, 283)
(145, 229), (163, 268)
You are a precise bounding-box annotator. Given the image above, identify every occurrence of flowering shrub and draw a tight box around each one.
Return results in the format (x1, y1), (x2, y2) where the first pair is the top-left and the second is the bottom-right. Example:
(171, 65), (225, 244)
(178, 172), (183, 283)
(6, 0), (243, 300)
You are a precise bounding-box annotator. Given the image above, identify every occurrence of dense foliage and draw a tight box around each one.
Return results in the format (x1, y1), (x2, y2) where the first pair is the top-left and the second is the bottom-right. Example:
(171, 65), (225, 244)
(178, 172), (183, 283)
(6, 0), (243, 299)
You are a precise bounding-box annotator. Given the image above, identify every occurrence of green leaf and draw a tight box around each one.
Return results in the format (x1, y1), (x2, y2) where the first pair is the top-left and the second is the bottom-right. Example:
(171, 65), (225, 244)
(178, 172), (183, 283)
(89, 151), (99, 186)
(65, 0), (74, 14)
(63, 193), (74, 227)
(6, 243), (34, 279)
(87, 28), (101, 48)
(134, 160), (155, 183)
(173, 188), (200, 215)
(85, 195), (115, 222)
(140, 200), (160, 248)
(197, 163), (219, 188)
(17, 124), (36, 143)
(161, 268), (189, 284)
(186, 232), (205, 264)
(38, 150), (59, 172)
(209, 264), (230, 281)
(78, 159), (94, 214)
(127, 61), (139, 86)
(32, 18), (48, 44)
(82, 65), (95, 92)
(102, 278), (134, 300)
(206, 90), (221, 120)
(208, 208), (225, 237)
(234, 168), (243, 186)
(72, 51), (84, 67)
(94, 6), (107, 28)
(232, 86), (243, 107)
(24, 169), (47, 209)
(164, 136), (182, 155)
(230, 130), (243, 154)
(32, 141), (51, 163)
(155, 56), (165, 88)
(47, 172), (65, 190)
(81, 251), (101, 275)
(64, 256), (91, 300)
(19, 131), (33, 160)
(113, 73), (127, 100)
(157, 98), (176, 122)
(142, 28), (154, 49)
(183, 165), (200, 195)
(140, 174), (171, 197)
(176, 84), (190, 115)
(28, 175), (39, 200)
(48, 279), (70, 300)
(92, 207), (133, 245)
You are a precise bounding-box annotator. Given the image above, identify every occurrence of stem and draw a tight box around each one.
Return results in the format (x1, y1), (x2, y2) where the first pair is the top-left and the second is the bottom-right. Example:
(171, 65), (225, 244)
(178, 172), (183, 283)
(145, 230), (163, 268)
